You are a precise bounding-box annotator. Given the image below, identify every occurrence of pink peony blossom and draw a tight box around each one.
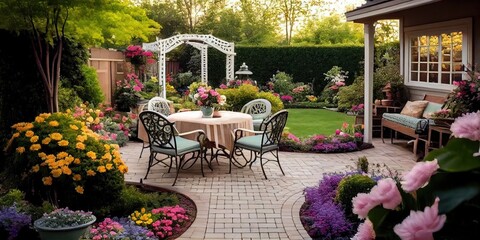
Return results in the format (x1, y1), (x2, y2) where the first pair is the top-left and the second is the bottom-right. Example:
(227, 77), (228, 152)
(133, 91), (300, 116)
(393, 197), (446, 240)
(352, 219), (375, 240)
(369, 178), (402, 209)
(450, 111), (480, 141)
(335, 129), (341, 135)
(352, 193), (379, 219)
(401, 159), (439, 192)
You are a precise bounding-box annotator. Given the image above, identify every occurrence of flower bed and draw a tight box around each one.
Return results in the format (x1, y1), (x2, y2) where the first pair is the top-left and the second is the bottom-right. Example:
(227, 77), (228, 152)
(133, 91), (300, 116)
(280, 122), (371, 153)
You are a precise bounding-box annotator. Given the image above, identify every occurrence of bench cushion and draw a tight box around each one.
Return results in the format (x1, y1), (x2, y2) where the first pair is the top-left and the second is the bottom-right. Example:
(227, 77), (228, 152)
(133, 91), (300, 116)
(400, 101), (429, 118)
(383, 113), (432, 129)
(422, 102), (443, 118)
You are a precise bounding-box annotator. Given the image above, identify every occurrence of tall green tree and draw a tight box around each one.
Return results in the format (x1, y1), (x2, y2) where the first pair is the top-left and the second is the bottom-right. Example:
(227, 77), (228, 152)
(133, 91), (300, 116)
(140, 0), (188, 38)
(176, 0), (225, 33)
(0, 0), (160, 112)
(238, 0), (279, 45)
(294, 14), (363, 45)
(276, 0), (309, 45)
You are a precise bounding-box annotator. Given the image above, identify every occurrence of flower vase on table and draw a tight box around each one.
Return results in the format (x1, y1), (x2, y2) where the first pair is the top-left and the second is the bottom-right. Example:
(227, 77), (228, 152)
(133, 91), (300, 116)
(201, 106), (214, 118)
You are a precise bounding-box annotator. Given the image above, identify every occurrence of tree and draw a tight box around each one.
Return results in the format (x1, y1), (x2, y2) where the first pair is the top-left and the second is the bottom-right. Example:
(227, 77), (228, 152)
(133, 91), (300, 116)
(196, 8), (243, 42)
(294, 14), (363, 45)
(140, 0), (188, 38)
(0, 0), (160, 112)
(176, 0), (225, 33)
(238, 0), (279, 45)
(276, 0), (309, 45)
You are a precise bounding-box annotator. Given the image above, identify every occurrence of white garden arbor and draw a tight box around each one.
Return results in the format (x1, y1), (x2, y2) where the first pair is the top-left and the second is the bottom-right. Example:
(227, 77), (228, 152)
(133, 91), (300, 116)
(143, 34), (236, 98)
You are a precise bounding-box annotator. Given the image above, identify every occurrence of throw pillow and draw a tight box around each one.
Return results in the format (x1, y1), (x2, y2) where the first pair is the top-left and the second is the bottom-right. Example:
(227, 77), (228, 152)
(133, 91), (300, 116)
(400, 101), (429, 118)
(422, 102), (443, 118)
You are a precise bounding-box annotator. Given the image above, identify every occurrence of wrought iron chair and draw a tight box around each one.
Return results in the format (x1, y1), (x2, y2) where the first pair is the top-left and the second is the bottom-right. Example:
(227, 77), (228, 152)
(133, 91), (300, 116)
(148, 97), (173, 116)
(139, 97), (174, 159)
(139, 111), (207, 186)
(229, 110), (288, 179)
(240, 99), (272, 131)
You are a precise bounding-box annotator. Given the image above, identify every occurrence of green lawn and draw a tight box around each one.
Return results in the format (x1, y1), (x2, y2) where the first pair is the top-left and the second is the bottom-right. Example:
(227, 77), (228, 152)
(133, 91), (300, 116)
(285, 108), (355, 137)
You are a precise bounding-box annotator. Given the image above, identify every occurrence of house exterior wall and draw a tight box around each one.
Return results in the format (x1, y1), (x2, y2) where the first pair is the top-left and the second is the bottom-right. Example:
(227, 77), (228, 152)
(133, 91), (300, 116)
(398, 0), (480, 100)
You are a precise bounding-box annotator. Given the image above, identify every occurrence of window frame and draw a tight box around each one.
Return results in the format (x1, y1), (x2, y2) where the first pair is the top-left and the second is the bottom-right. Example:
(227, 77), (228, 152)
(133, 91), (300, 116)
(404, 18), (472, 91)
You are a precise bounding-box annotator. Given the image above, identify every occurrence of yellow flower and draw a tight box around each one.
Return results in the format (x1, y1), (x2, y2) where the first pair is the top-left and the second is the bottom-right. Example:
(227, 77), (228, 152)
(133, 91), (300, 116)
(70, 124), (79, 130)
(74, 158), (81, 164)
(76, 142), (85, 150)
(49, 121), (59, 127)
(86, 169), (96, 176)
(102, 153), (112, 161)
(56, 151), (68, 159)
(42, 176), (52, 185)
(30, 135), (39, 143)
(118, 164), (128, 174)
(75, 186), (84, 194)
(35, 116), (45, 123)
(73, 174), (82, 181)
(24, 123), (34, 130)
(76, 135), (86, 142)
(38, 152), (47, 158)
(50, 133), (62, 141)
(66, 109), (71, 114)
(86, 151), (96, 160)
(86, 116), (94, 123)
(51, 169), (62, 178)
(62, 166), (72, 175)
(29, 144), (41, 151)
(31, 164), (40, 173)
(104, 144), (111, 151)
(12, 132), (20, 138)
(65, 156), (74, 164)
(105, 164), (113, 170)
(39, 113), (51, 118)
(58, 140), (69, 147)
(97, 166), (106, 173)
(42, 137), (52, 145)
(16, 147), (25, 154)
(25, 130), (34, 138)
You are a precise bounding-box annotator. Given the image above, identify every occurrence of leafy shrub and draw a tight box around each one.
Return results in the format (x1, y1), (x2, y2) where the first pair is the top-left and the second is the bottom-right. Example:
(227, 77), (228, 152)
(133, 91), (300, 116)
(172, 71), (200, 94)
(74, 65), (104, 106)
(319, 66), (348, 106)
(217, 84), (259, 111)
(113, 73), (144, 112)
(110, 185), (179, 217)
(256, 91), (284, 113)
(4, 112), (128, 212)
(139, 76), (161, 100)
(271, 71), (296, 95)
(356, 156), (369, 173)
(335, 174), (376, 219)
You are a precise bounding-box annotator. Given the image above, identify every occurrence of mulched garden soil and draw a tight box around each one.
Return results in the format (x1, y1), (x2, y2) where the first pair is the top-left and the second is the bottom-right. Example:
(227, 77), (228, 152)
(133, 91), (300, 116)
(279, 142), (374, 153)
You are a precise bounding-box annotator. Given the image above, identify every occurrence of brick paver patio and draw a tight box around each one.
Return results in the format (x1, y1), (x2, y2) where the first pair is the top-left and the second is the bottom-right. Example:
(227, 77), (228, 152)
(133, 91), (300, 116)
(120, 139), (416, 240)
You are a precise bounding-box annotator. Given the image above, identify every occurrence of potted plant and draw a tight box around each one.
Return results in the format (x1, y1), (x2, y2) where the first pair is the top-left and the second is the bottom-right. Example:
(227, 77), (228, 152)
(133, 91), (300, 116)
(34, 208), (96, 240)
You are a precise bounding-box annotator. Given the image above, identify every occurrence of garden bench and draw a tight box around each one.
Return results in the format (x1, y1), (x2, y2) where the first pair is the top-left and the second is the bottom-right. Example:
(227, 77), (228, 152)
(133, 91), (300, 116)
(381, 94), (446, 154)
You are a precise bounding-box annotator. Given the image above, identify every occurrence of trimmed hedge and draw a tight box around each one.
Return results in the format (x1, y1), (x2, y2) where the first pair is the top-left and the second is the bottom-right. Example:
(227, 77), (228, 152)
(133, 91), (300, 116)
(208, 45), (364, 95)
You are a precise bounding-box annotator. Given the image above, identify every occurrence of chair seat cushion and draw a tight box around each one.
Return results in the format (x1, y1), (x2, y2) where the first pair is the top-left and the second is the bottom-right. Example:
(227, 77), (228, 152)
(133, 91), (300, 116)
(383, 113), (433, 129)
(152, 136), (200, 156)
(236, 135), (278, 152)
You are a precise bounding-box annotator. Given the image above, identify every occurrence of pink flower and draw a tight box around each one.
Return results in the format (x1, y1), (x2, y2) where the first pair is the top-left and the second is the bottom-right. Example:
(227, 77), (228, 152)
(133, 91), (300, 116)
(133, 85), (142, 91)
(401, 159), (439, 192)
(352, 219), (375, 240)
(450, 111), (480, 141)
(352, 193), (379, 219)
(393, 197), (446, 240)
(220, 84), (227, 89)
(335, 129), (341, 135)
(370, 178), (402, 209)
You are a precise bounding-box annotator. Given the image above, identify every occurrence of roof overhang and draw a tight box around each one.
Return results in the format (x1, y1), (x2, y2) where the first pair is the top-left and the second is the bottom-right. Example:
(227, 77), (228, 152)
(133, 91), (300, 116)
(346, 0), (441, 22)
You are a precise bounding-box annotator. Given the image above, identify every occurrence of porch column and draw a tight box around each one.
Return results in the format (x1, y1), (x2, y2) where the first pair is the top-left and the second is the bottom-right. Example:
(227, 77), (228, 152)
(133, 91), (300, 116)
(363, 22), (375, 143)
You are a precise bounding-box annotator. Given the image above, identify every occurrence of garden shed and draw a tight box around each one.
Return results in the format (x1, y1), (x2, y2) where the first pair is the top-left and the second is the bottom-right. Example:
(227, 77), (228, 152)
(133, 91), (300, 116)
(346, 0), (480, 143)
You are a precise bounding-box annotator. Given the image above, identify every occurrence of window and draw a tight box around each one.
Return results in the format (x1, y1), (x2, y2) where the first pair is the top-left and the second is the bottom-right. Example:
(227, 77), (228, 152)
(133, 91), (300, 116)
(404, 18), (472, 89)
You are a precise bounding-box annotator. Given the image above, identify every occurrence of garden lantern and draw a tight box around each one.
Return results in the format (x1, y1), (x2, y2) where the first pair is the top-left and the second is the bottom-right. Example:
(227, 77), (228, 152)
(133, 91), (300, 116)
(235, 62), (253, 80)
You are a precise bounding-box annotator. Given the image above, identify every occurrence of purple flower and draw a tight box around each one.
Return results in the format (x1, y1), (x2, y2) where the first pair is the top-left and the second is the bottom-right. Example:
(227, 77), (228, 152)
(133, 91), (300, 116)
(0, 205), (32, 240)
(112, 217), (156, 240)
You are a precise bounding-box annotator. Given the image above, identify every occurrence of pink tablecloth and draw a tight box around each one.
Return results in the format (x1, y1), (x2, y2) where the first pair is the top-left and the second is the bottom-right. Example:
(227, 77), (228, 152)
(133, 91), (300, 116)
(138, 111), (253, 152)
